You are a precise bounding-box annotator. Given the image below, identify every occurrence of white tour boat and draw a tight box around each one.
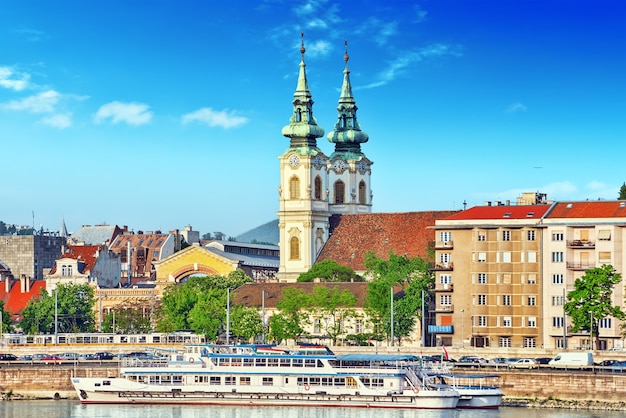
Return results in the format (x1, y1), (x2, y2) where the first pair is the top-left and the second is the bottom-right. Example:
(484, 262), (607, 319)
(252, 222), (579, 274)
(425, 364), (504, 409)
(71, 344), (459, 409)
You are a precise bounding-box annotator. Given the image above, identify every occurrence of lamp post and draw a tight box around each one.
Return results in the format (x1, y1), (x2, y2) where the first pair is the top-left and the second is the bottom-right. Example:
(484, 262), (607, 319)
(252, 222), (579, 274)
(461, 309), (465, 349)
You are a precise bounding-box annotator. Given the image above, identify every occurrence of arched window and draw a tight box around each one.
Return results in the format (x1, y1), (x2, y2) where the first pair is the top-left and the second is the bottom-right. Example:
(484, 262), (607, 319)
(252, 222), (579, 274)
(289, 176), (300, 199)
(334, 180), (345, 204)
(289, 236), (300, 260)
(296, 109), (302, 122)
(358, 180), (367, 205)
(314, 176), (322, 200)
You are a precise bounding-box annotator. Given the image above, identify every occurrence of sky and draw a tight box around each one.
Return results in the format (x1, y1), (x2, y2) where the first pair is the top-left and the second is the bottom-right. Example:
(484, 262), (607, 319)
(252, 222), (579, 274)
(1, 0), (625, 238)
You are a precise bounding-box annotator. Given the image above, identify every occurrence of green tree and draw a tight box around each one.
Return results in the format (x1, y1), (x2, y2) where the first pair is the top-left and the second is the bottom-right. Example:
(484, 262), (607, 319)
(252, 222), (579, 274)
(0, 300), (14, 333)
(101, 301), (153, 333)
(155, 270), (252, 340)
(564, 264), (626, 348)
(267, 287), (310, 344)
(308, 285), (357, 344)
(230, 305), (265, 342)
(619, 182), (626, 200)
(297, 260), (361, 282)
(20, 283), (96, 334)
(364, 250), (433, 346)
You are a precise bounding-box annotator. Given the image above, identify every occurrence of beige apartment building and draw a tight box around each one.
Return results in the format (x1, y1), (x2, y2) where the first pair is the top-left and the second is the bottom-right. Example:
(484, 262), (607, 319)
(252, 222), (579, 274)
(431, 197), (626, 351)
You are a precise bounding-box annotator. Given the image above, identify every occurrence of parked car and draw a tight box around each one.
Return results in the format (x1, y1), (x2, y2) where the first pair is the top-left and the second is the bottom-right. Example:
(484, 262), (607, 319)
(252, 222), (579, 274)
(508, 358), (539, 369)
(601, 359), (619, 367)
(535, 357), (553, 365)
(41, 355), (63, 364)
(491, 357), (507, 364)
(458, 355), (488, 364)
(58, 352), (80, 361)
(94, 351), (115, 360)
(503, 357), (521, 365)
(0, 353), (17, 361)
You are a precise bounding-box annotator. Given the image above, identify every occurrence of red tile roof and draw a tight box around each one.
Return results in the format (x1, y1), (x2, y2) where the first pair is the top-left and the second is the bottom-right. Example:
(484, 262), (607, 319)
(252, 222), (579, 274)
(441, 205), (551, 220)
(316, 211), (459, 271)
(0, 279), (46, 319)
(49, 245), (101, 275)
(546, 201), (626, 218)
(232, 282), (370, 308)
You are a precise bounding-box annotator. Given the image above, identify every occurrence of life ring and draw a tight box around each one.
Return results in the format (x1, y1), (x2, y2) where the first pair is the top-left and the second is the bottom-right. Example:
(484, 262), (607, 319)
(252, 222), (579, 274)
(189, 357), (194, 364)
(304, 384), (310, 391)
(413, 387), (419, 394)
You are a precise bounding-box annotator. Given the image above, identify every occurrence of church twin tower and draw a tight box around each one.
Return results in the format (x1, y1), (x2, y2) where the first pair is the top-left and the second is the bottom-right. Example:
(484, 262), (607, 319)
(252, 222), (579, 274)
(277, 36), (373, 281)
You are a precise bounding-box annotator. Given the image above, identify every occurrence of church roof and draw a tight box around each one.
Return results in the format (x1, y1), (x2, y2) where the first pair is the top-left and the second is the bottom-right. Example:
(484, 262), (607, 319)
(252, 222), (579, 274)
(317, 211), (459, 271)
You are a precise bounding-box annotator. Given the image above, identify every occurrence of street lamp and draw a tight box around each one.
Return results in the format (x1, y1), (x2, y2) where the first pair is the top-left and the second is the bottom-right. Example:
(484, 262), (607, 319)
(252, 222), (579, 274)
(460, 309), (465, 348)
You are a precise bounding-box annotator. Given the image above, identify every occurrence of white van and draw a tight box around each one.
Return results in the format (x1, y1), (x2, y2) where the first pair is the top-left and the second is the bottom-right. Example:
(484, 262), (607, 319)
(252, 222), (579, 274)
(548, 352), (594, 368)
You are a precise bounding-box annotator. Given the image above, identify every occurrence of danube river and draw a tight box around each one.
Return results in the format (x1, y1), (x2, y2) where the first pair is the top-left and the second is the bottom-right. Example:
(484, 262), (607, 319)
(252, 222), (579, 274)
(0, 402), (623, 418)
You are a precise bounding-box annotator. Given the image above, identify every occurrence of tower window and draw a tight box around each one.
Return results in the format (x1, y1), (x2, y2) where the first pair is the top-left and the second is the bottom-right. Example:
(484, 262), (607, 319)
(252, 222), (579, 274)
(358, 181), (366, 204)
(289, 236), (300, 260)
(314, 176), (322, 200)
(334, 180), (345, 204)
(289, 176), (300, 199)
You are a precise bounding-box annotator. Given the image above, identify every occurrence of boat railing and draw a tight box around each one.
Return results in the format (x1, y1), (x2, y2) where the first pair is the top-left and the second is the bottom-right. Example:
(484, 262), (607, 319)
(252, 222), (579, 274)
(121, 358), (169, 368)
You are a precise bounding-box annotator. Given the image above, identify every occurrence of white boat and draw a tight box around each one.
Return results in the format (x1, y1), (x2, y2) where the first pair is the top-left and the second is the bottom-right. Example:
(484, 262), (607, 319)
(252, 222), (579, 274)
(425, 365), (503, 409)
(71, 344), (459, 409)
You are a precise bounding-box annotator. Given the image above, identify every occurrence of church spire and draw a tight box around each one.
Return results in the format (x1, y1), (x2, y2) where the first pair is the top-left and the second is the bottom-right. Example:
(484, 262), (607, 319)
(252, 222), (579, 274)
(327, 40), (368, 157)
(281, 32), (325, 150)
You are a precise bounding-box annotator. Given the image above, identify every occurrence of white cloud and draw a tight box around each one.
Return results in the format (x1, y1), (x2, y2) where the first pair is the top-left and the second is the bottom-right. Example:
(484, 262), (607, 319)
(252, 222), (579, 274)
(306, 40), (332, 58)
(94, 101), (153, 126)
(41, 113), (72, 129)
(1, 90), (60, 113)
(0, 67), (31, 91)
(293, 0), (327, 17)
(182, 107), (248, 129)
(506, 102), (527, 113)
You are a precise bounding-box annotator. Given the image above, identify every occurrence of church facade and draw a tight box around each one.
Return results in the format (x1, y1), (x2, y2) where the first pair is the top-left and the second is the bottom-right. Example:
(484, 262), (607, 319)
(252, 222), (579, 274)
(277, 37), (372, 282)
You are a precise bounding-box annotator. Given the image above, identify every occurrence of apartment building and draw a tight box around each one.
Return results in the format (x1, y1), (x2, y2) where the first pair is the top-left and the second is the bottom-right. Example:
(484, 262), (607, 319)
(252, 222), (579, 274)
(431, 198), (626, 351)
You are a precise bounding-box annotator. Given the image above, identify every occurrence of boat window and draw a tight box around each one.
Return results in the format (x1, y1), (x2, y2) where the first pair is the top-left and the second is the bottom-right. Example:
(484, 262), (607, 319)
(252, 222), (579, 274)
(309, 377), (320, 386)
(334, 377), (345, 387)
(103, 380), (111, 386)
(173, 376), (182, 384)
(268, 358), (279, 367)
(292, 359), (303, 367)
(210, 376), (221, 385)
(255, 358), (267, 367)
(321, 377), (332, 386)
(304, 359), (316, 367)
(218, 358), (229, 366)
(225, 376), (236, 385)
(231, 358), (242, 367)
(262, 377), (274, 386)
(280, 358), (290, 367)
(239, 377), (250, 386)
(243, 358), (254, 367)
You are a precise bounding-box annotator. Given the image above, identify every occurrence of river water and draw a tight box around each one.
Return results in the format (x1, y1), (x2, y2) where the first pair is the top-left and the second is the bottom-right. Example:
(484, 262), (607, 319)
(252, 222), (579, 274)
(0, 401), (623, 418)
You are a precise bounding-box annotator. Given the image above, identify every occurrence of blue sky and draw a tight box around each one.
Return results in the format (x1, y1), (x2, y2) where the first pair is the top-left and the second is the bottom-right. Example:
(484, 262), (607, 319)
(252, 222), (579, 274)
(1, 0), (625, 238)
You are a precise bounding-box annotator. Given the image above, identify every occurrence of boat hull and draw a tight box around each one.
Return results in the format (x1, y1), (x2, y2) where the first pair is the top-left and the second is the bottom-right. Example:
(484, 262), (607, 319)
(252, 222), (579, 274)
(455, 388), (503, 409)
(72, 378), (458, 410)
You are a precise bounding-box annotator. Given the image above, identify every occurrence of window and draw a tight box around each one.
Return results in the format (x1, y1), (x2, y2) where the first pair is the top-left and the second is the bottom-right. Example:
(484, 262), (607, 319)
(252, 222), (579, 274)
(289, 176), (300, 199)
(440, 295), (452, 306)
(502, 295), (512, 306)
(499, 337), (511, 348)
(528, 316), (537, 327)
(61, 265), (67, 276)
(524, 337), (537, 348)
(210, 376), (221, 385)
(314, 176), (322, 200)
(67, 266), (73, 276)
(502, 230), (511, 241)
(527, 252), (537, 263)
(503, 316), (512, 327)
(502, 274), (511, 284)
(440, 253), (451, 264)
(289, 236), (300, 260)
(262, 377), (274, 386)
(599, 252), (611, 263)
(477, 273), (487, 284)
(313, 319), (321, 333)
(552, 317), (564, 328)
(153, 251), (159, 257)
(477, 252), (487, 263)
(355, 319), (363, 334)
(439, 274), (452, 285)
(552, 232), (564, 241)
(552, 296), (564, 306)
(477, 232), (486, 241)
(334, 180), (345, 204)
(552, 274), (564, 284)
(527, 274), (537, 284)
(239, 377), (251, 385)
(478, 316), (487, 326)
(501, 252), (511, 263)
(440, 232), (452, 242)
(552, 252), (563, 263)
(527, 296), (536, 306)
(600, 318), (612, 329)
(358, 181), (366, 204)
(477, 295), (487, 305)
(527, 230), (536, 241)
(598, 230), (611, 241)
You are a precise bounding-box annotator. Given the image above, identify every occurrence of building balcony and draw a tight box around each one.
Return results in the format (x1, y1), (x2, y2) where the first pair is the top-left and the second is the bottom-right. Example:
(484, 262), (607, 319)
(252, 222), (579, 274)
(567, 240), (595, 249)
(566, 262), (596, 270)
(431, 262), (454, 271)
(428, 325), (454, 334)
(435, 283), (454, 292)
(435, 304), (454, 313)
(431, 240), (454, 250)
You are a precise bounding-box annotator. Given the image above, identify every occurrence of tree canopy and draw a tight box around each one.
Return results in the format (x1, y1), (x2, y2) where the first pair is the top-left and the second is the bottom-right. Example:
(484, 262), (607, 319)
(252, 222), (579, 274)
(564, 264), (626, 346)
(364, 250), (433, 346)
(20, 283), (96, 334)
(297, 260), (361, 282)
(619, 182), (626, 200)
